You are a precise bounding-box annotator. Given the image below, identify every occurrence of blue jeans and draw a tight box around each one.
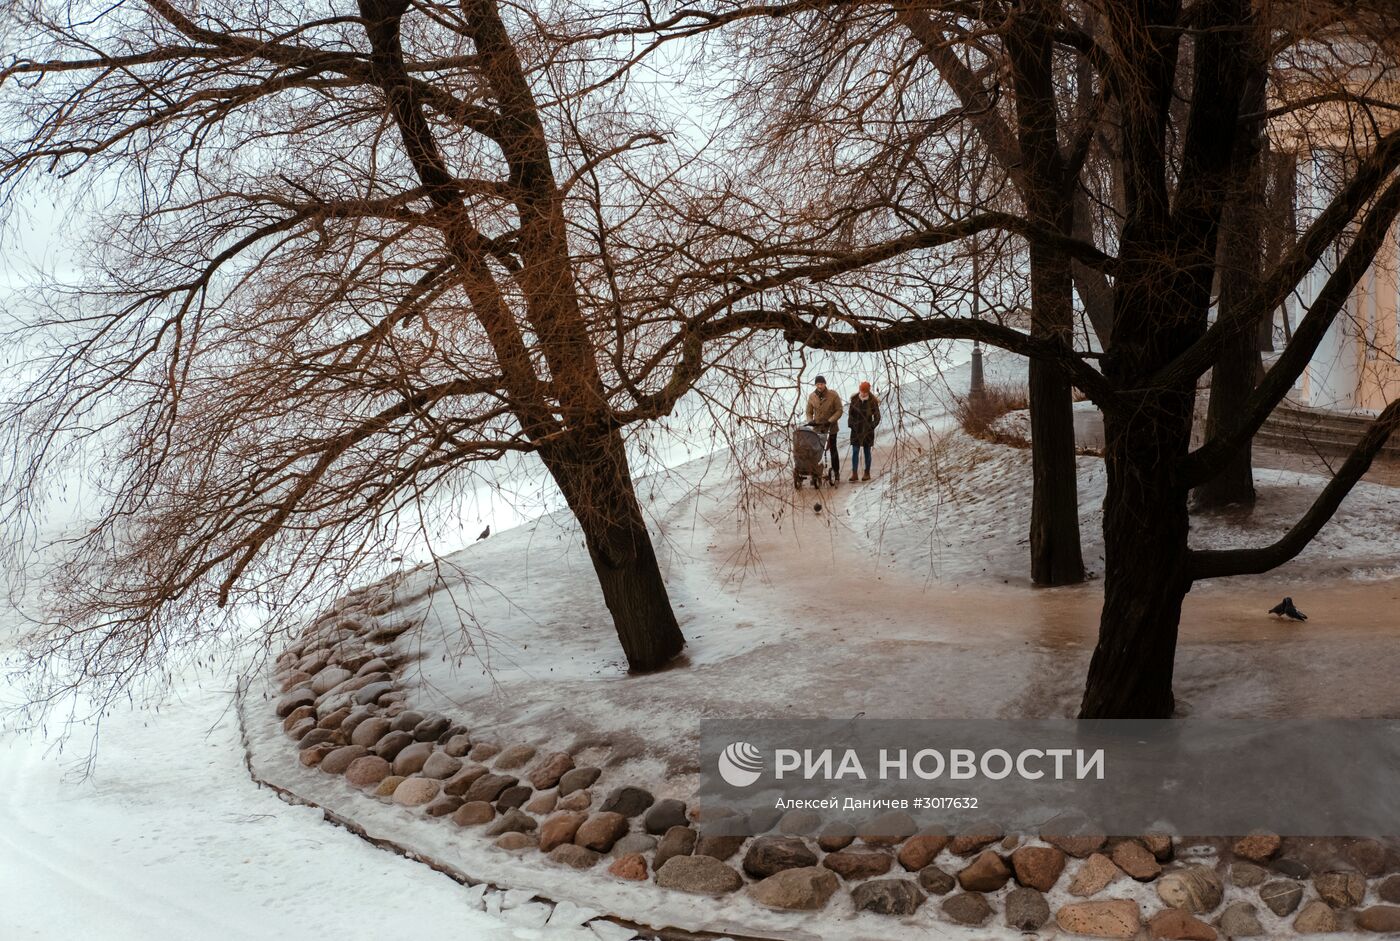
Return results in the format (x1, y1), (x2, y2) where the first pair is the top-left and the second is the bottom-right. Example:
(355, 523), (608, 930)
(850, 444), (872, 473)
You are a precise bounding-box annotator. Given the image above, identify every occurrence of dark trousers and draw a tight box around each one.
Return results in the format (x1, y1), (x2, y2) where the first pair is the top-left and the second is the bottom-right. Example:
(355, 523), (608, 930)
(827, 430), (840, 476)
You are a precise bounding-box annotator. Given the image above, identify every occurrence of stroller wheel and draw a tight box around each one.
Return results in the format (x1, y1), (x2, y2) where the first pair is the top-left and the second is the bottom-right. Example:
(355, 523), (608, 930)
(812, 475), (822, 490)
(795, 477), (803, 490)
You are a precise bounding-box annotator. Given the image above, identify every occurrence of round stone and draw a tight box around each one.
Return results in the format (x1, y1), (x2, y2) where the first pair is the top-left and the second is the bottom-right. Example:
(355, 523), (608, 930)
(344, 755), (392, 788)
(372, 730), (414, 760)
(492, 744), (536, 769)
(654, 855), (742, 894)
(392, 777), (441, 807)
(557, 766), (600, 796)
(390, 741), (434, 776)
(599, 786), (654, 818)
(918, 865), (956, 895)
(319, 745), (369, 775)
(452, 802), (496, 827)
(852, 878), (926, 916)
(1004, 887), (1050, 931)
(350, 717), (391, 748)
(1156, 865), (1222, 913)
(421, 751), (463, 780)
(941, 891), (992, 926)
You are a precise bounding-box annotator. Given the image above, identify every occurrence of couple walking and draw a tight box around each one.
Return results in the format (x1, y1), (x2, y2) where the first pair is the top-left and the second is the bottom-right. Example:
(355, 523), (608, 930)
(805, 376), (881, 482)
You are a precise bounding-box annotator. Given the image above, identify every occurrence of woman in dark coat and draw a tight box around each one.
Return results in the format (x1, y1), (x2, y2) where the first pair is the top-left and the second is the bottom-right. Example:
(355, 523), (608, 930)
(847, 381), (881, 481)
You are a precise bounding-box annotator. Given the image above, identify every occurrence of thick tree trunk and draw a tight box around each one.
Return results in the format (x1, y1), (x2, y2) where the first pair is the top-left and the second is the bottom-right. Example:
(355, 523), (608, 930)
(541, 429), (685, 672)
(1193, 37), (1266, 510)
(1027, 247), (1087, 586)
(1079, 394), (1194, 718)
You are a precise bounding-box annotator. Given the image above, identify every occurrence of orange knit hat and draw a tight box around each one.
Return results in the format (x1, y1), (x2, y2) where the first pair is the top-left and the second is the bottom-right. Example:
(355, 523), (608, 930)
(859, 381), (871, 393)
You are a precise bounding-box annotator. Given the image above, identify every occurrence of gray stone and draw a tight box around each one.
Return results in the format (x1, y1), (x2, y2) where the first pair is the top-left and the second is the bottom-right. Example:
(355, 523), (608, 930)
(776, 809), (822, 836)
(492, 744), (536, 769)
(600, 786), (655, 819)
(355, 657), (389, 676)
(746, 807), (783, 835)
(695, 833), (745, 861)
(1156, 865), (1224, 913)
(1271, 857), (1311, 879)
(1004, 887), (1050, 931)
(390, 741), (434, 776)
(441, 763), (490, 797)
(485, 808), (537, 837)
(371, 729), (414, 760)
(817, 821), (856, 852)
(350, 716), (392, 748)
(1215, 901), (1265, 937)
(1260, 880), (1304, 917)
(859, 811), (918, 847)
(352, 681), (394, 706)
(420, 751), (462, 780)
(557, 766), (600, 796)
(296, 727), (340, 750)
(389, 710), (423, 732)
(494, 785), (531, 810)
(918, 865), (956, 895)
(654, 855), (743, 895)
(549, 844), (601, 870)
(742, 835), (817, 879)
(656, 826), (697, 870)
(1230, 862), (1266, 888)
(748, 866), (839, 911)
(852, 878), (926, 916)
(310, 667), (353, 695)
(644, 798), (688, 835)
(276, 687), (317, 717)
(412, 715), (450, 742)
(424, 795), (463, 817)
(941, 891), (992, 926)
(444, 733), (473, 758)
(468, 742), (500, 762)
(463, 772), (518, 804)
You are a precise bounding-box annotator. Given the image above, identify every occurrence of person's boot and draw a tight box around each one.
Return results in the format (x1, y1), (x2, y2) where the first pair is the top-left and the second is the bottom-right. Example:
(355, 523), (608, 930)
(849, 470), (858, 482)
(862, 469), (870, 481)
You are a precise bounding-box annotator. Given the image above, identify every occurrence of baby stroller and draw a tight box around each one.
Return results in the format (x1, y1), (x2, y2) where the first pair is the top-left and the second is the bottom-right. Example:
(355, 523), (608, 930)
(793, 422), (838, 489)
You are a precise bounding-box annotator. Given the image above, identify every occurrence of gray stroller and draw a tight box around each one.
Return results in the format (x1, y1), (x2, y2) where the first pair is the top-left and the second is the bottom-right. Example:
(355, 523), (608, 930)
(793, 422), (837, 489)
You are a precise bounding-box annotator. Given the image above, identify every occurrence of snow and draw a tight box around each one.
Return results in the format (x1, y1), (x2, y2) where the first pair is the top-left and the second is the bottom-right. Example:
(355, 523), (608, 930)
(230, 348), (1400, 938)
(6, 345), (1400, 938)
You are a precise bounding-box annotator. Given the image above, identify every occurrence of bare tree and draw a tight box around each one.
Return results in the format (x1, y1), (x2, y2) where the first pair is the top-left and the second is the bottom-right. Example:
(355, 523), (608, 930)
(652, 0), (1400, 717)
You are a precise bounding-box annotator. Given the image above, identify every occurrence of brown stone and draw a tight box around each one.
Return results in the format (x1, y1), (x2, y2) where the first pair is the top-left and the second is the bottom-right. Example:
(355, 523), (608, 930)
(549, 844), (601, 870)
(1043, 828), (1107, 859)
(441, 763), (490, 797)
(373, 774), (405, 797)
(525, 792), (557, 815)
(462, 772), (517, 804)
(493, 743), (537, 770)
(949, 826), (1003, 856)
(494, 831), (535, 851)
(898, 833), (950, 871)
(858, 811), (917, 847)
(748, 866), (839, 911)
(1144, 833), (1175, 861)
(468, 741), (501, 762)
(1156, 865), (1224, 913)
(694, 833), (746, 861)
(575, 812), (629, 853)
(451, 801), (495, 827)
(527, 751), (574, 790)
(957, 850), (1012, 892)
(1314, 870), (1366, 909)
(1112, 840), (1163, 881)
(816, 821), (856, 852)
(344, 755), (392, 788)
(1233, 833), (1282, 864)
(1011, 845), (1067, 892)
(319, 745), (369, 775)
(1347, 839), (1388, 877)
(557, 790), (591, 812)
(1056, 900), (1141, 938)
(1294, 899), (1340, 934)
(298, 743), (335, 767)
(608, 853), (648, 881)
(1149, 909), (1217, 940)
(822, 849), (892, 880)
(281, 705), (315, 731)
(1357, 906), (1400, 933)
(424, 795), (463, 817)
(1068, 853), (1123, 897)
(539, 811), (587, 852)
(392, 777), (440, 807)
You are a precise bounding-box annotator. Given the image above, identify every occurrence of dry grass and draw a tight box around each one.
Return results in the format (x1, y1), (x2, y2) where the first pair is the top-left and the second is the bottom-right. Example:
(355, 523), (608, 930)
(954, 383), (1031, 447)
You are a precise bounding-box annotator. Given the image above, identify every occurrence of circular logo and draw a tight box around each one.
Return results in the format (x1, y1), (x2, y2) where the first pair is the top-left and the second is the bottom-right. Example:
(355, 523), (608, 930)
(717, 741), (764, 788)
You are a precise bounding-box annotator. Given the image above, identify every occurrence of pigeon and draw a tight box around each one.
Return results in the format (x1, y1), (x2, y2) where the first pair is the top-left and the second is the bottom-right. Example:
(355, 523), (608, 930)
(476, 525), (491, 541)
(1268, 597), (1307, 621)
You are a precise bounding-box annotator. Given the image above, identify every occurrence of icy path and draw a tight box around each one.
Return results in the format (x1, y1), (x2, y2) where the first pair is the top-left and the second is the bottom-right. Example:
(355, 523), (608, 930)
(0, 674), (623, 939)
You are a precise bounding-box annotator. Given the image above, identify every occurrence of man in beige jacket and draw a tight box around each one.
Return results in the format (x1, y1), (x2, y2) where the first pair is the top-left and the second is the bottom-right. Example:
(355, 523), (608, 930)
(805, 375), (844, 481)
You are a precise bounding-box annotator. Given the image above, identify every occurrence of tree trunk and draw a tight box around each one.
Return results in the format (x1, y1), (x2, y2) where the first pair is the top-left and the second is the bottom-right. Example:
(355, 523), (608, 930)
(1193, 36), (1266, 510)
(540, 429), (685, 672)
(1027, 248), (1087, 586)
(1079, 394), (1194, 718)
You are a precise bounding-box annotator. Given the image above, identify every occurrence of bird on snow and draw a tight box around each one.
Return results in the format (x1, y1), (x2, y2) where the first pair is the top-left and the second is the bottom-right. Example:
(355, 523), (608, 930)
(1268, 597), (1307, 621)
(477, 525), (491, 541)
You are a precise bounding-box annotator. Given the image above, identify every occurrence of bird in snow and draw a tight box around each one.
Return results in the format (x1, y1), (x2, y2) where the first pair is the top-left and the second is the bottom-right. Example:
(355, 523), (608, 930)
(477, 525), (491, 541)
(1268, 597), (1307, 621)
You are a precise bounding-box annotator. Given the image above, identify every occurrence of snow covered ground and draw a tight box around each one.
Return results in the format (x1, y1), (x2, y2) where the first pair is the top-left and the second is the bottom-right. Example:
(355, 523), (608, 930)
(8, 346), (1400, 938)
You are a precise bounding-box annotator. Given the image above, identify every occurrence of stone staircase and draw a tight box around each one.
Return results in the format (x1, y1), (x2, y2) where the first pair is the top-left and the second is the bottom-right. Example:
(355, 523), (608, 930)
(1257, 399), (1400, 459)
